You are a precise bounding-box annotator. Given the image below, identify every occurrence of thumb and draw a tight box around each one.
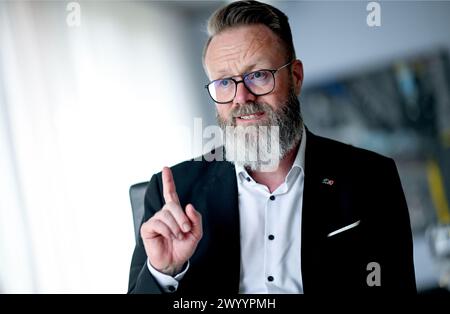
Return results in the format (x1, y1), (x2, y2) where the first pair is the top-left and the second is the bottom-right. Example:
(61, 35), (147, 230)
(185, 204), (202, 239)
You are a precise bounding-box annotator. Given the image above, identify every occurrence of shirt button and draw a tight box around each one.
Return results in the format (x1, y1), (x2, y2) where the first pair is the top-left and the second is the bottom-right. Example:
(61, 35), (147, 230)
(268, 234), (275, 240)
(168, 285), (175, 292)
(267, 276), (274, 282)
(246, 177), (251, 182)
(269, 195), (275, 201)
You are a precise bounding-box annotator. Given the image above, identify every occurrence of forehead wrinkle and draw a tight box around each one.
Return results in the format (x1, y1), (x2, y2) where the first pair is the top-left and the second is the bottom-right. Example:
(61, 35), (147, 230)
(210, 43), (256, 77)
(210, 43), (244, 65)
(206, 25), (282, 79)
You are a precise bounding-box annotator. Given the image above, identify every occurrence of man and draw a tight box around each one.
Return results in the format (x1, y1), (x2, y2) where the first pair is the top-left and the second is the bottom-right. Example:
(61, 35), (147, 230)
(128, 0), (416, 294)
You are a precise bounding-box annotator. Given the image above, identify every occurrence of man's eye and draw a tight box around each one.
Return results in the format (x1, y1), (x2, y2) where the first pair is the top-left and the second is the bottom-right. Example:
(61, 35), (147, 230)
(248, 71), (267, 80)
(217, 79), (232, 88)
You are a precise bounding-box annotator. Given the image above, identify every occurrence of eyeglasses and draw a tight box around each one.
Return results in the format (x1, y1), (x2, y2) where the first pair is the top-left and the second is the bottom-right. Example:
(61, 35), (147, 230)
(205, 60), (293, 104)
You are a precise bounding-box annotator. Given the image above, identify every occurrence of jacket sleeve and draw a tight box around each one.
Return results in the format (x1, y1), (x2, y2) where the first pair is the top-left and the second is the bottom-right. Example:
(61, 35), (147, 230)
(127, 173), (165, 294)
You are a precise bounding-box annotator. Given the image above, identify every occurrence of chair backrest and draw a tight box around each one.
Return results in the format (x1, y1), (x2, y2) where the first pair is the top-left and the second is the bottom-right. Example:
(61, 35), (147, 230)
(129, 182), (149, 243)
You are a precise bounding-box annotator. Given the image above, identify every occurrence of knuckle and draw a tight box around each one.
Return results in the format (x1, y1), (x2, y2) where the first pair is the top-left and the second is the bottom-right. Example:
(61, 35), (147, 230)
(164, 201), (176, 210)
(153, 211), (165, 222)
(159, 211), (179, 230)
(160, 210), (172, 220)
(140, 222), (152, 236)
(141, 219), (152, 230)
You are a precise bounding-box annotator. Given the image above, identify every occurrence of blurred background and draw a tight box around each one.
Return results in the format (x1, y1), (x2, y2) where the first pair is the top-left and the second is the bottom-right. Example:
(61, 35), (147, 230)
(0, 0), (449, 293)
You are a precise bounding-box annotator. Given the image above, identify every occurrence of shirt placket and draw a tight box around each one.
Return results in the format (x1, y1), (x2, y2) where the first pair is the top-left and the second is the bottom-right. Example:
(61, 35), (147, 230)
(264, 190), (280, 293)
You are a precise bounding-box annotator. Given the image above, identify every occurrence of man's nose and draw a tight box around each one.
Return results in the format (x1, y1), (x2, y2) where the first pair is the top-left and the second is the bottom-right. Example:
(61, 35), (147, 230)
(233, 81), (256, 106)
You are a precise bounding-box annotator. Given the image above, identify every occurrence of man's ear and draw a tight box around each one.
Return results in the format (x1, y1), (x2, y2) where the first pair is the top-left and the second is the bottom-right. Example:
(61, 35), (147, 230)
(291, 59), (304, 95)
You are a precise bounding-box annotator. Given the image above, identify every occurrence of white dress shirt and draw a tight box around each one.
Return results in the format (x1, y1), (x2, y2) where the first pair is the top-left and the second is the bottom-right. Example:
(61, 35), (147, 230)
(236, 128), (305, 293)
(148, 128), (306, 294)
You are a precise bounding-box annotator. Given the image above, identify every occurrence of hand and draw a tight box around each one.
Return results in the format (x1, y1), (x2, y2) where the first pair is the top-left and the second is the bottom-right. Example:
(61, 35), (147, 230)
(140, 167), (203, 276)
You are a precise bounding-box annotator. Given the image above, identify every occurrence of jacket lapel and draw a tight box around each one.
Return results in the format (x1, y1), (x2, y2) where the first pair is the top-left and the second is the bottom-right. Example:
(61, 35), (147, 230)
(182, 159), (241, 294)
(301, 129), (339, 292)
(206, 161), (241, 293)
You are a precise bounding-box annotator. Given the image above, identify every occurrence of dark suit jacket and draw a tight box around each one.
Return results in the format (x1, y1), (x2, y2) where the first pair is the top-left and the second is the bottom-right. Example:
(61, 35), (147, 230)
(128, 129), (416, 294)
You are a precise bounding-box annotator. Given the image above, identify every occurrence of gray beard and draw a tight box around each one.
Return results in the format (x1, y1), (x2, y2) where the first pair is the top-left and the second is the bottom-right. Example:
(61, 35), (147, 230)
(217, 90), (303, 172)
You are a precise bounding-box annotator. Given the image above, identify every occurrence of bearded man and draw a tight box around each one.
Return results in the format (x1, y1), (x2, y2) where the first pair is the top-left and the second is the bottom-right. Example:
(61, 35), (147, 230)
(128, 0), (416, 294)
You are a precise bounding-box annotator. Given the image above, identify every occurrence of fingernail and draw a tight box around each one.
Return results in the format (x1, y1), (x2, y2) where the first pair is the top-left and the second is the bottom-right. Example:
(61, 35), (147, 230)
(182, 223), (191, 232)
(177, 233), (183, 240)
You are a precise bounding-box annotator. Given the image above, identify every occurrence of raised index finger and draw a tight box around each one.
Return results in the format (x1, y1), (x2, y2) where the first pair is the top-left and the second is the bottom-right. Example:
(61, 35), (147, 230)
(162, 166), (180, 205)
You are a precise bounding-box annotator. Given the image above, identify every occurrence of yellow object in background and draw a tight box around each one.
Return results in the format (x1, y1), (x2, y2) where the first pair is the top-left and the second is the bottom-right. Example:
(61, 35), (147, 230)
(427, 159), (450, 224)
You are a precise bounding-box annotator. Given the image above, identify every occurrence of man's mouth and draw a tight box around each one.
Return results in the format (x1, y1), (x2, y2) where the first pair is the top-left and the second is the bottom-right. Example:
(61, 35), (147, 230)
(235, 112), (265, 123)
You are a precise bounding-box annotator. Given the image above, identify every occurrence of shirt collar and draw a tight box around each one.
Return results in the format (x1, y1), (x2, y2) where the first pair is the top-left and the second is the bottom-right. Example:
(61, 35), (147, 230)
(293, 124), (306, 171)
(235, 124), (306, 183)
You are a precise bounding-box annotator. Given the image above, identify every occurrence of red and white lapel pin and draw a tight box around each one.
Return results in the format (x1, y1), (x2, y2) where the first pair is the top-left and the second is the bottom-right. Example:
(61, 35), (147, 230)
(322, 178), (335, 186)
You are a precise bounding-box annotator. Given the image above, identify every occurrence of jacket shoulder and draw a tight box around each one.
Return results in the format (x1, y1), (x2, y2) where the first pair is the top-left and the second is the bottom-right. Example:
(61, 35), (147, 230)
(310, 132), (394, 167)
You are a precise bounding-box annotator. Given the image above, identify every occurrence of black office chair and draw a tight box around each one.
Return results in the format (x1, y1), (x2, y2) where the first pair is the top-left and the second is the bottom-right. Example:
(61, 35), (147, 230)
(129, 182), (149, 243)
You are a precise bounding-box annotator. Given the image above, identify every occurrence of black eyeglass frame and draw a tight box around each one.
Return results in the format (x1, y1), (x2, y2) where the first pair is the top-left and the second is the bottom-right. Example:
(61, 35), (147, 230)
(204, 60), (294, 104)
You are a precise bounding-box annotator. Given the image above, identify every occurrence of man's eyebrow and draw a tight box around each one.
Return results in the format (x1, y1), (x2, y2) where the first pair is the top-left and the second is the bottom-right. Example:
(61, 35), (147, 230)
(214, 63), (259, 80)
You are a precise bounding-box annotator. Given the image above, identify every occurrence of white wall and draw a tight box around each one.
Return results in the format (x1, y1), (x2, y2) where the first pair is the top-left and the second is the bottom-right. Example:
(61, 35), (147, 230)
(0, 0), (201, 293)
